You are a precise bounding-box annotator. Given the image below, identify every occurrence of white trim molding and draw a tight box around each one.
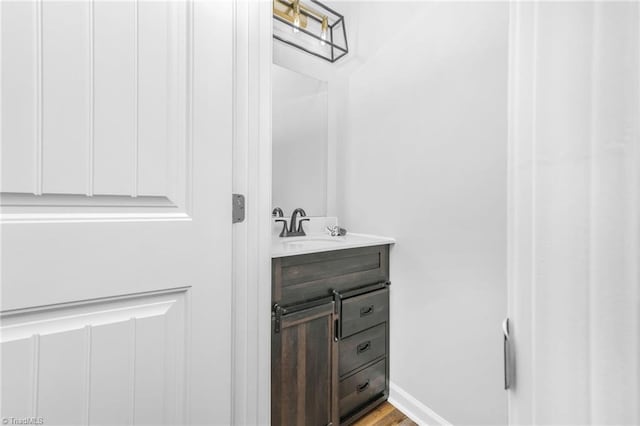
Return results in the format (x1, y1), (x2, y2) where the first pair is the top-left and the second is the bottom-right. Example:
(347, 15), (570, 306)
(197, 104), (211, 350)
(231, 0), (272, 425)
(388, 382), (452, 426)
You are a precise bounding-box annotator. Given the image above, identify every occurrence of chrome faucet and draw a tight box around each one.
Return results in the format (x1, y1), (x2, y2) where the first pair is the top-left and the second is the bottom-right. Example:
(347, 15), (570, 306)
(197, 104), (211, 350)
(272, 207), (284, 217)
(275, 207), (309, 237)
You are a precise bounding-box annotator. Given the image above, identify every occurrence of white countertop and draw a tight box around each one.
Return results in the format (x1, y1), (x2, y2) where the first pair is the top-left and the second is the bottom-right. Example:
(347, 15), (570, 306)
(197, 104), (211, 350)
(271, 233), (395, 258)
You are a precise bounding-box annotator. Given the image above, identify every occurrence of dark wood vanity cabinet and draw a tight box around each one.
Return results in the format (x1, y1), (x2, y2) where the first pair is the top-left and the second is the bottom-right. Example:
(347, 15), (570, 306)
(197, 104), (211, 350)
(272, 245), (390, 425)
(271, 299), (339, 426)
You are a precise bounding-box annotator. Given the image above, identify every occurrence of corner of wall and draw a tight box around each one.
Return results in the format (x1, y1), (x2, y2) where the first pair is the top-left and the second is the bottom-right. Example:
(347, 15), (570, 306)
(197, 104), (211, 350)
(388, 382), (452, 426)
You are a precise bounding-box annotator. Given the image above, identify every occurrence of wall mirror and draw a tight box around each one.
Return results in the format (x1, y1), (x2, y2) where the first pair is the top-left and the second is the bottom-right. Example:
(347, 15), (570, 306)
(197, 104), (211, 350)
(272, 64), (328, 217)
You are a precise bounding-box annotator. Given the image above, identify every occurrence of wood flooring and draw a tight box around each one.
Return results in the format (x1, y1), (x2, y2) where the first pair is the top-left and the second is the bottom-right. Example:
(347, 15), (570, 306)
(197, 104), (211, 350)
(352, 401), (418, 426)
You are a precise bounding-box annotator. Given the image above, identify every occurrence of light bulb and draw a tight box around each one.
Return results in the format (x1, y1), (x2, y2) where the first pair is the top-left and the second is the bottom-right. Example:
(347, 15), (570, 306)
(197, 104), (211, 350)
(292, 0), (300, 33)
(292, 14), (300, 33)
(320, 17), (328, 46)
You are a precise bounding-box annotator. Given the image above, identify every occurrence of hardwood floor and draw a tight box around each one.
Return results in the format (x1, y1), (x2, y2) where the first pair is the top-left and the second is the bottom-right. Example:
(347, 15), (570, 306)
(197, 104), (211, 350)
(353, 402), (418, 426)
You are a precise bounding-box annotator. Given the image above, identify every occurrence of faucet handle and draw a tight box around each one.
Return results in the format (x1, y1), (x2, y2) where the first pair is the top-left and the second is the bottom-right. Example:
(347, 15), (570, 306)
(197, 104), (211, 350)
(297, 218), (310, 233)
(275, 219), (288, 237)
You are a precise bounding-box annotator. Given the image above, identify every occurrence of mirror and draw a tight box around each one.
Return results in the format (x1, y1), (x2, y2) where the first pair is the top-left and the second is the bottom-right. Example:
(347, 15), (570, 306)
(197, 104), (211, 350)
(272, 64), (328, 217)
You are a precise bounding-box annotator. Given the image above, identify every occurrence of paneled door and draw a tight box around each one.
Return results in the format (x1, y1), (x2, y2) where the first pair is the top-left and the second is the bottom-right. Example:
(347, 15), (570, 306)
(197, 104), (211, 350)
(1, 1), (233, 425)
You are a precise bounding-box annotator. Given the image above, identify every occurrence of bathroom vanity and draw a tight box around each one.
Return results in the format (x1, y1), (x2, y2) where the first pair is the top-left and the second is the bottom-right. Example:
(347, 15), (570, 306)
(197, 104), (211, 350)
(271, 235), (394, 425)
(271, 50), (395, 425)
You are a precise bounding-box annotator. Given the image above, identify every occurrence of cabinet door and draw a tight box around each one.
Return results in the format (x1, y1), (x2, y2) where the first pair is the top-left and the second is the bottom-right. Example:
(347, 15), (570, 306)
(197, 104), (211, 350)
(272, 301), (338, 426)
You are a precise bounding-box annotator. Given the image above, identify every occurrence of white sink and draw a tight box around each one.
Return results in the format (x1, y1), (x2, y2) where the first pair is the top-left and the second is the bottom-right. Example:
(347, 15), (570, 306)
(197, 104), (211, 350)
(282, 236), (345, 244)
(272, 233), (395, 258)
(280, 237), (345, 250)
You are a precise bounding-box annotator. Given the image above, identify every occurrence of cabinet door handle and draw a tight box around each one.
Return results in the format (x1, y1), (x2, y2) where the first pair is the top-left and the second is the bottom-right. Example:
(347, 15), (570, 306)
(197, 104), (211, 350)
(360, 305), (374, 317)
(357, 341), (371, 354)
(357, 380), (370, 393)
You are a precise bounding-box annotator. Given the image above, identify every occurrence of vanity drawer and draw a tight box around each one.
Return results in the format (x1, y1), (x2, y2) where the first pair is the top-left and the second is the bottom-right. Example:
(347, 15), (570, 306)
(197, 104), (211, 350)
(341, 287), (389, 338)
(272, 245), (390, 306)
(339, 323), (386, 376)
(339, 358), (386, 419)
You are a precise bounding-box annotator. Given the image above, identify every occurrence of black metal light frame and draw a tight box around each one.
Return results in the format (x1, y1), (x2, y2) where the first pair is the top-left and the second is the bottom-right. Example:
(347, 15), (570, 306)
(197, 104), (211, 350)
(273, 0), (348, 63)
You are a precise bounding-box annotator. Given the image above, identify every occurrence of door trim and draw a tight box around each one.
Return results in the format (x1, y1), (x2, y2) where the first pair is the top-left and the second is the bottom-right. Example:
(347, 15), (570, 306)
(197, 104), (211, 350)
(231, 0), (272, 424)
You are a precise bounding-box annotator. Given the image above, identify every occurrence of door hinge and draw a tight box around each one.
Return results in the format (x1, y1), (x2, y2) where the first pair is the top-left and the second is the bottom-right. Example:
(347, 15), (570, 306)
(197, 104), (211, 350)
(232, 194), (245, 223)
(503, 317), (513, 390)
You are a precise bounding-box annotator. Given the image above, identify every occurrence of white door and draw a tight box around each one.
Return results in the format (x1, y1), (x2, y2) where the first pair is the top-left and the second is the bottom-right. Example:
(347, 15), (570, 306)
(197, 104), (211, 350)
(1, 1), (233, 425)
(508, 2), (639, 424)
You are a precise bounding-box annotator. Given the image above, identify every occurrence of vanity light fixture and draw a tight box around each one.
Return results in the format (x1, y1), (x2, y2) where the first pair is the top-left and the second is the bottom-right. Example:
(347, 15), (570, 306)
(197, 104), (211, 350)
(273, 0), (348, 63)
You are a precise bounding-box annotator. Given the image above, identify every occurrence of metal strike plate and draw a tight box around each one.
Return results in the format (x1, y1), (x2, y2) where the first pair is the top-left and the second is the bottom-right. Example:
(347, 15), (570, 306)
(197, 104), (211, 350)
(232, 194), (245, 223)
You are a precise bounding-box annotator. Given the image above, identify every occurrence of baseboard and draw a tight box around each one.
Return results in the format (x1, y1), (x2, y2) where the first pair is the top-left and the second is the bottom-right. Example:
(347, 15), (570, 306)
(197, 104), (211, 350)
(388, 382), (452, 426)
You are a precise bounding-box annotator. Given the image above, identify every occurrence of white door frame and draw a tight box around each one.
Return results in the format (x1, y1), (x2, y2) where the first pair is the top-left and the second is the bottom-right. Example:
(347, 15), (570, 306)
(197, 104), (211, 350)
(231, 0), (272, 424)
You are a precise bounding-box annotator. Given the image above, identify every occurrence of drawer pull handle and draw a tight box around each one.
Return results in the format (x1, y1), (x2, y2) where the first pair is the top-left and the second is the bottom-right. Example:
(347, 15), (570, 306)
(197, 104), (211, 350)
(360, 305), (374, 317)
(357, 380), (370, 393)
(357, 341), (371, 354)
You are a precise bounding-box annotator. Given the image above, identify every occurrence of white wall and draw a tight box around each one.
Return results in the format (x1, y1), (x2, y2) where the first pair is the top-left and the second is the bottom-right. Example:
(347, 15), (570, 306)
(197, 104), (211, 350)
(335, 2), (508, 424)
(272, 65), (328, 216)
